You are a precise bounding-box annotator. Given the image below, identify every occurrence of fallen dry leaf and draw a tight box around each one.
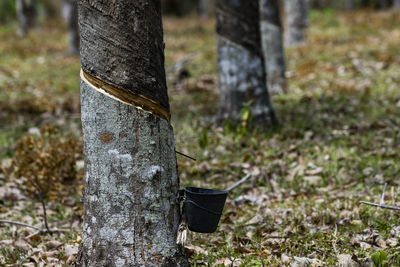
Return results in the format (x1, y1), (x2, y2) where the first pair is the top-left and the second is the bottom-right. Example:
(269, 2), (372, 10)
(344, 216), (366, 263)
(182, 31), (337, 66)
(287, 164), (306, 182)
(359, 242), (371, 249)
(214, 257), (241, 267)
(337, 254), (357, 267)
(13, 239), (30, 252)
(45, 240), (63, 250)
(386, 238), (398, 247)
(185, 245), (208, 256)
(304, 176), (322, 185)
(306, 167), (323, 176)
(64, 244), (78, 257)
(281, 253), (291, 263)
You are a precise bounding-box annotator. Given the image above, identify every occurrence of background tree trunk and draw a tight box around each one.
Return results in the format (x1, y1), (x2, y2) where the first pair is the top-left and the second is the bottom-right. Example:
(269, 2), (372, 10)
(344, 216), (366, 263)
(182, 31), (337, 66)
(260, 0), (287, 95)
(308, 0), (321, 9)
(346, 0), (356, 10)
(216, 0), (276, 125)
(16, 0), (36, 37)
(77, 0), (189, 266)
(198, 0), (209, 19)
(161, 0), (198, 16)
(380, 0), (390, 8)
(395, 0), (400, 8)
(284, 0), (308, 47)
(62, 0), (79, 55)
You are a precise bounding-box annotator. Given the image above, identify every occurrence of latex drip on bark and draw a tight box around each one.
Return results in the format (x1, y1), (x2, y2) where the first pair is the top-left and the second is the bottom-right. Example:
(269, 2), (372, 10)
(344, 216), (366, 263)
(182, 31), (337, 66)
(176, 219), (187, 245)
(80, 69), (171, 123)
(175, 190), (187, 245)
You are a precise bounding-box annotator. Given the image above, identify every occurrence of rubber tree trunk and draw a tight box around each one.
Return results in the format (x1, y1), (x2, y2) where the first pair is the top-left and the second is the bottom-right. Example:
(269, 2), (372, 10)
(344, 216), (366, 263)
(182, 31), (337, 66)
(380, 0), (390, 8)
(216, 0), (277, 125)
(16, 0), (36, 37)
(395, 0), (400, 8)
(308, 0), (322, 9)
(346, 0), (356, 10)
(198, 0), (209, 19)
(161, 0), (197, 16)
(62, 0), (79, 55)
(260, 0), (287, 95)
(77, 1), (189, 266)
(284, 0), (308, 47)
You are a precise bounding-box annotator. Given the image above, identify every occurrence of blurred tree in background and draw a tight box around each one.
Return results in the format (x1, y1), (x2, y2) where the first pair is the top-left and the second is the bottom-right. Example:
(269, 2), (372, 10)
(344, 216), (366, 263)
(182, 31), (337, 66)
(61, 0), (79, 55)
(161, 0), (214, 17)
(161, 0), (198, 16)
(16, 0), (37, 37)
(216, 0), (276, 125)
(260, 0), (287, 95)
(0, 0), (16, 24)
(284, 0), (308, 47)
(308, 0), (400, 9)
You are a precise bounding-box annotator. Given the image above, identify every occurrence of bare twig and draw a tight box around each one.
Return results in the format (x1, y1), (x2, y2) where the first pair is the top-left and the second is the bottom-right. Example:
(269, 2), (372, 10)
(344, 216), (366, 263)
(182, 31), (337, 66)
(175, 150), (196, 161)
(1, 188), (68, 240)
(24, 230), (42, 240)
(24, 228), (68, 240)
(360, 201), (400, 211)
(225, 174), (251, 192)
(0, 219), (68, 238)
(380, 182), (387, 205)
(37, 190), (51, 233)
(0, 220), (41, 231)
(16, 249), (41, 265)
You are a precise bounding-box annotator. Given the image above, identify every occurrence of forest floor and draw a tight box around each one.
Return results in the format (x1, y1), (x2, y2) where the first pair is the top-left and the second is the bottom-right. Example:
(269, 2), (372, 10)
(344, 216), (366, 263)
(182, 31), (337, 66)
(1, 9), (400, 267)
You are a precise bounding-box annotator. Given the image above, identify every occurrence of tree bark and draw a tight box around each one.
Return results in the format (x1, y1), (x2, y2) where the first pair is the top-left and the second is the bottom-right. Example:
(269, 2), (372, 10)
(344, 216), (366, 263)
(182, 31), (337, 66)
(346, 0), (356, 10)
(260, 0), (287, 95)
(284, 0), (308, 47)
(216, 0), (276, 125)
(161, 0), (197, 16)
(79, 0), (170, 112)
(198, 0), (209, 19)
(16, 0), (37, 37)
(380, 0), (390, 8)
(308, 0), (322, 9)
(77, 0), (189, 266)
(62, 0), (79, 55)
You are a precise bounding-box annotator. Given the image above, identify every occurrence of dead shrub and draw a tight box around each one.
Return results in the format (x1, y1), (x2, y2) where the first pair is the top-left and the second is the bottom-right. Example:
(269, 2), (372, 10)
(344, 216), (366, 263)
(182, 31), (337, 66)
(11, 126), (82, 200)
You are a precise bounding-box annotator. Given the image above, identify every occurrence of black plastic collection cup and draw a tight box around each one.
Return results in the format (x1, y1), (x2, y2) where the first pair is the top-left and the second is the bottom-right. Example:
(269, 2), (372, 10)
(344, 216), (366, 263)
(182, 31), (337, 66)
(183, 186), (228, 233)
